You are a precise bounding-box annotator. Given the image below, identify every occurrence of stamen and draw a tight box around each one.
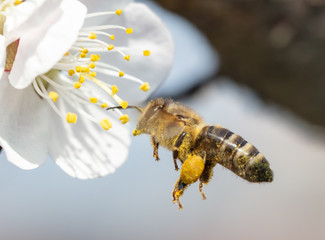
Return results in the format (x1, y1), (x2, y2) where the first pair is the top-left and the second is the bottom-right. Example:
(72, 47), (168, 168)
(107, 44), (114, 51)
(88, 32), (97, 39)
(119, 71), (124, 77)
(125, 28), (133, 34)
(74, 82), (82, 89)
(89, 97), (98, 103)
(68, 69), (75, 76)
(85, 10), (119, 19)
(66, 112), (78, 124)
(119, 114), (129, 124)
(143, 50), (151, 56)
(79, 75), (85, 83)
(140, 82), (150, 92)
(124, 55), (130, 61)
(101, 103), (108, 108)
(115, 9), (122, 16)
(48, 91), (59, 102)
(111, 85), (118, 95)
(100, 118), (112, 130)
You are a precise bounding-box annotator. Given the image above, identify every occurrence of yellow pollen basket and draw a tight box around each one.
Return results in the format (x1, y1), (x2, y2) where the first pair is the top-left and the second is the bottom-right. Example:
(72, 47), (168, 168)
(119, 114), (130, 124)
(180, 155), (205, 184)
(143, 50), (151, 56)
(48, 91), (58, 102)
(89, 97), (98, 103)
(100, 118), (112, 130)
(66, 113), (78, 124)
(140, 82), (150, 92)
(115, 9), (122, 16)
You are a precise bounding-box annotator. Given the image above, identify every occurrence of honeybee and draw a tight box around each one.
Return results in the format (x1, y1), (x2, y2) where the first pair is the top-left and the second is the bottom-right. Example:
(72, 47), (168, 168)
(109, 98), (273, 209)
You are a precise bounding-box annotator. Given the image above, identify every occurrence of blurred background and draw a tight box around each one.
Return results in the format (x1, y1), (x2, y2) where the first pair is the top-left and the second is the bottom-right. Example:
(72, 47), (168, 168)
(1, 0), (325, 239)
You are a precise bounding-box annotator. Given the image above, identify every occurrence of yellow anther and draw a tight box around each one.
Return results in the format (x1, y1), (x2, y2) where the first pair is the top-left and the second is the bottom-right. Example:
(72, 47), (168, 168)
(90, 71), (97, 77)
(79, 75), (85, 83)
(126, 28), (133, 34)
(14, 0), (22, 5)
(107, 44), (114, 51)
(89, 97), (98, 103)
(90, 54), (100, 62)
(143, 50), (151, 56)
(124, 55), (130, 61)
(80, 52), (87, 58)
(132, 129), (141, 136)
(88, 32), (97, 39)
(74, 82), (82, 89)
(83, 67), (90, 73)
(75, 66), (82, 72)
(119, 71), (124, 77)
(48, 91), (58, 102)
(101, 103), (108, 109)
(140, 82), (150, 92)
(66, 112), (77, 124)
(89, 62), (96, 69)
(68, 69), (75, 76)
(100, 118), (112, 130)
(119, 114), (130, 124)
(64, 52), (69, 56)
(111, 85), (118, 95)
(120, 100), (128, 109)
(82, 48), (88, 54)
(110, 35), (115, 40)
(115, 9), (122, 16)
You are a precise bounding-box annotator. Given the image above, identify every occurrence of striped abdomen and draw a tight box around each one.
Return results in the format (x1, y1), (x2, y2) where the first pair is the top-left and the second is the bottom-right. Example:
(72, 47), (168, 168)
(195, 125), (273, 182)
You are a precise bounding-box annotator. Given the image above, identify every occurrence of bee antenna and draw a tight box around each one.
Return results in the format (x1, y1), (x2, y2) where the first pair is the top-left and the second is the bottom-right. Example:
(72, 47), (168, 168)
(106, 105), (143, 113)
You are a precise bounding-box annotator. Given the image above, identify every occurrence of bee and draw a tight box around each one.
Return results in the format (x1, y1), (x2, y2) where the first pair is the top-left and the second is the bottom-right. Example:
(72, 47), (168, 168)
(108, 98), (273, 209)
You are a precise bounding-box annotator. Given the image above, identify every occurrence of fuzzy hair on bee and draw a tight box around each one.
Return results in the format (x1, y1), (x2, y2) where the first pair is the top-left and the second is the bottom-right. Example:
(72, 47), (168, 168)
(109, 98), (273, 209)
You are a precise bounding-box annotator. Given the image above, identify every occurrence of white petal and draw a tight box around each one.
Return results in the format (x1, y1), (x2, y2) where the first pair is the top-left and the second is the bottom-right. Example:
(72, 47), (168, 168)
(0, 36), (5, 80)
(3, 0), (53, 44)
(48, 85), (131, 179)
(79, 0), (133, 12)
(0, 74), (50, 169)
(8, 0), (87, 89)
(97, 3), (174, 104)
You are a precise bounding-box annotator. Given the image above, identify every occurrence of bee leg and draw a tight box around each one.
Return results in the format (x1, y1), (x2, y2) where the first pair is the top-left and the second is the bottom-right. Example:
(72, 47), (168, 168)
(172, 177), (188, 210)
(172, 132), (187, 171)
(151, 136), (160, 161)
(199, 180), (207, 200)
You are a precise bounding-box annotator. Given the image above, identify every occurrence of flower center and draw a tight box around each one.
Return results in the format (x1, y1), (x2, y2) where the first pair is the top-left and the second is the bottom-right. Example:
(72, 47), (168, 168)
(31, 9), (152, 131)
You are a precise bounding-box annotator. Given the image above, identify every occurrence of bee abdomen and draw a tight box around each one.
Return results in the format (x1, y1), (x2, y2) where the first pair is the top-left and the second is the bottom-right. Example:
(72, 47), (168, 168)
(200, 126), (273, 182)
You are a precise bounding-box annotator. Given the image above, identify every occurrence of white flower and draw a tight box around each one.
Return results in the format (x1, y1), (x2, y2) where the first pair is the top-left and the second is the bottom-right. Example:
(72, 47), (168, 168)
(0, 0), (174, 179)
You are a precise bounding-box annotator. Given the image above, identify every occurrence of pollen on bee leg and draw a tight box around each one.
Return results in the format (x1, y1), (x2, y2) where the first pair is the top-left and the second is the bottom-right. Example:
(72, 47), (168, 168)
(100, 118), (112, 130)
(119, 114), (129, 124)
(48, 91), (58, 102)
(132, 129), (142, 136)
(66, 113), (78, 124)
(140, 82), (150, 92)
